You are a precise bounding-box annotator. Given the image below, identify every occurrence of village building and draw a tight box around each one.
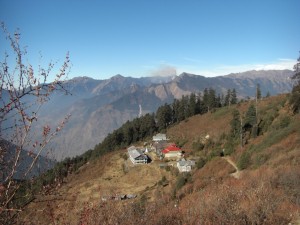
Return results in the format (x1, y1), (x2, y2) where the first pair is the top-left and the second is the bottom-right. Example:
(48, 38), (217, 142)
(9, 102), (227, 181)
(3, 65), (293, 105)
(152, 133), (168, 142)
(127, 146), (148, 164)
(152, 140), (168, 155)
(162, 144), (182, 159)
(177, 158), (195, 172)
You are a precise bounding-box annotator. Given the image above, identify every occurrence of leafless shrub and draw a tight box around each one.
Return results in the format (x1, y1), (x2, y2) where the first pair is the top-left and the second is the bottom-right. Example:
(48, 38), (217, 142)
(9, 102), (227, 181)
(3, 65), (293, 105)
(0, 22), (71, 224)
(272, 166), (300, 206)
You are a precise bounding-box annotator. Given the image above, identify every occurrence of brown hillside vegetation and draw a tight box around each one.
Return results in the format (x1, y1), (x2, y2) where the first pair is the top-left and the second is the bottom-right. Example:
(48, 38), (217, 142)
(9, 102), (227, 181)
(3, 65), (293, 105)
(167, 110), (232, 153)
(19, 94), (300, 224)
(20, 150), (177, 224)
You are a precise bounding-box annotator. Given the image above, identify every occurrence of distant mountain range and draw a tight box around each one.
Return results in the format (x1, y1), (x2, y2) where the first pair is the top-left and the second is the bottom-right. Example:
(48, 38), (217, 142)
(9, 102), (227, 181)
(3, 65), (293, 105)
(1, 70), (294, 160)
(0, 139), (56, 182)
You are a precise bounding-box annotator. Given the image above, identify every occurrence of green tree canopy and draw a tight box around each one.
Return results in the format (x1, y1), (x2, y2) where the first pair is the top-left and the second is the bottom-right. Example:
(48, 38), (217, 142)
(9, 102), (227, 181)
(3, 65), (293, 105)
(290, 52), (300, 114)
(225, 89), (231, 106)
(188, 93), (197, 117)
(231, 89), (237, 105)
(245, 104), (257, 127)
(156, 103), (172, 131)
(256, 83), (262, 100)
(230, 109), (241, 139)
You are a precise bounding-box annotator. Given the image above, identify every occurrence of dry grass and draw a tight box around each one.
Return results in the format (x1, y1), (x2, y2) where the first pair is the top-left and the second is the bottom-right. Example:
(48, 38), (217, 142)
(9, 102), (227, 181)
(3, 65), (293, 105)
(20, 150), (177, 224)
(167, 108), (232, 152)
(19, 94), (300, 224)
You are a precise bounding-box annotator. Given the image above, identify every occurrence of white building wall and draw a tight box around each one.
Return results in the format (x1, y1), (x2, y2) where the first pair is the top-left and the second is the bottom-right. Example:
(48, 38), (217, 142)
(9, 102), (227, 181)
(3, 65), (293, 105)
(165, 152), (182, 158)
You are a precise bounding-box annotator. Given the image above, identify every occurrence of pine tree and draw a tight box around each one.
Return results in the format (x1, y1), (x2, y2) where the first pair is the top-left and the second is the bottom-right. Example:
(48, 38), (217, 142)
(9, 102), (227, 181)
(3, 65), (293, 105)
(182, 95), (190, 119)
(244, 104), (258, 138)
(245, 104), (257, 127)
(224, 89), (231, 106)
(290, 85), (300, 114)
(231, 89), (237, 105)
(156, 103), (172, 131)
(139, 113), (156, 138)
(122, 121), (134, 145)
(202, 88), (209, 112)
(172, 99), (180, 123)
(208, 88), (216, 111)
(195, 93), (202, 114)
(216, 94), (222, 108)
(255, 84), (261, 125)
(230, 109), (241, 139)
(188, 93), (197, 117)
(178, 97), (186, 121)
(290, 52), (300, 114)
(292, 52), (300, 81)
(256, 83), (262, 100)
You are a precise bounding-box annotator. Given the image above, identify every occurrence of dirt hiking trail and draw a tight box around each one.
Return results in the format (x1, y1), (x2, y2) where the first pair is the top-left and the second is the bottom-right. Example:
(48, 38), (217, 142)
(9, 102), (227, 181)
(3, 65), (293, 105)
(223, 156), (241, 179)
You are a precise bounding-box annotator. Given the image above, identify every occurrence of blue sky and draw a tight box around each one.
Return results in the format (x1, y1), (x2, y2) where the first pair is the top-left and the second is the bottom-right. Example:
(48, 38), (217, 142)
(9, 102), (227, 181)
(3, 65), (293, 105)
(1, 0), (299, 80)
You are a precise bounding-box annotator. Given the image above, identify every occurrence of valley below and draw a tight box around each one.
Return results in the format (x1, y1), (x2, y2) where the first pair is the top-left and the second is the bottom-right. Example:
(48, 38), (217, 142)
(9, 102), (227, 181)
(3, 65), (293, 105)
(24, 70), (294, 160)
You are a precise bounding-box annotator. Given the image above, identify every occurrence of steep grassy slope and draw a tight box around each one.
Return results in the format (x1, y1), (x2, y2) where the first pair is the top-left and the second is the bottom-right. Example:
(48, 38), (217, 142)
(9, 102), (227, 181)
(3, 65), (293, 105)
(167, 94), (300, 224)
(20, 150), (177, 224)
(19, 94), (300, 224)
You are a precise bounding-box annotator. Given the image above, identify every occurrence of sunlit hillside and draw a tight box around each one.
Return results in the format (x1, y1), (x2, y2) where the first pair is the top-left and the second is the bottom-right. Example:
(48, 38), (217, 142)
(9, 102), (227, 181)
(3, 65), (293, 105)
(17, 94), (300, 224)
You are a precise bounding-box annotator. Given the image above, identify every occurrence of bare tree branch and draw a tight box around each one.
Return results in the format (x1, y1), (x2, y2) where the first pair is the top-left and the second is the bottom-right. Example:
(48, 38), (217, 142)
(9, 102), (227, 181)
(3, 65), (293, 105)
(0, 22), (71, 224)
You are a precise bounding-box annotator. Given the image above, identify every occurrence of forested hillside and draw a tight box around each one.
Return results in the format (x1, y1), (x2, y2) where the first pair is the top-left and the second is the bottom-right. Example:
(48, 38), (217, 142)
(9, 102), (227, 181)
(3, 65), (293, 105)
(2, 70), (292, 160)
(9, 91), (300, 224)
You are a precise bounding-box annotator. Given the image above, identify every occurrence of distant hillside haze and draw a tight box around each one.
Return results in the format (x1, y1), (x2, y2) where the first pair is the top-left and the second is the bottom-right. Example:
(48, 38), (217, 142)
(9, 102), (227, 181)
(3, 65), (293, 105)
(4, 70), (293, 160)
(0, 139), (56, 182)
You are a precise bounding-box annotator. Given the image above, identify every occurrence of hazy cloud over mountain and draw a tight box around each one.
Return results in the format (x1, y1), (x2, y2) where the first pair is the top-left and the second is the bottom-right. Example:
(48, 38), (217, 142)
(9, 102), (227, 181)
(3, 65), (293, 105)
(149, 64), (177, 77)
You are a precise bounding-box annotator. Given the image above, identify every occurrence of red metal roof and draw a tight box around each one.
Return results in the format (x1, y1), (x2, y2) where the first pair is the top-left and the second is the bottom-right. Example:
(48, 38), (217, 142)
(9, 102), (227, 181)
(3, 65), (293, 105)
(162, 145), (181, 154)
